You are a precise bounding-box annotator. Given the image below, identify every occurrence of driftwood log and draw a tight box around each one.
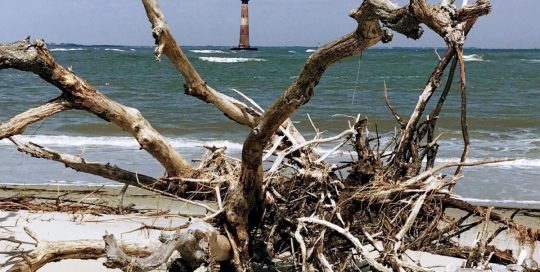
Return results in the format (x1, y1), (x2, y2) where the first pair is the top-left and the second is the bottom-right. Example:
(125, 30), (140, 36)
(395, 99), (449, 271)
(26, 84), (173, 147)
(5, 228), (155, 272)
(2, 0), (539, 271)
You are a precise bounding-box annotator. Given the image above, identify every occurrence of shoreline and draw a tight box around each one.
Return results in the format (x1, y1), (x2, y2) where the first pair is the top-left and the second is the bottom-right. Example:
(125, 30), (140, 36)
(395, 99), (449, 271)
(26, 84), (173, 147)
(0, 183), (216, 215)
(3, 183), (539, 210)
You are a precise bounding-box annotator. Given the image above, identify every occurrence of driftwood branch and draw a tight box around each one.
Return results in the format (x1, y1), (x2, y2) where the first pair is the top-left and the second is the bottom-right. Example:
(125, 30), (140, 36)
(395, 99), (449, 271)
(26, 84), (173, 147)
(298, 217), (391, 272)
(9, 137), (160, 188)
(0, 96), (72, 140)
(141, 0), (260, 129)
(0, 38), (193, 178)
(141, 0), (310, 157)
(103, 221), (232, 271)
(7, 228), (154, 272)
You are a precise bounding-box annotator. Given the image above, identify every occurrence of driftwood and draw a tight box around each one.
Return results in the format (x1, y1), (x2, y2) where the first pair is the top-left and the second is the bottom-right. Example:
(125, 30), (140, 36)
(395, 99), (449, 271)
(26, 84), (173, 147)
(2, 0), (539, 271)
(5, 228), (154, 272)
(0, 38), (193, 179)
(103, 221), (232, 272)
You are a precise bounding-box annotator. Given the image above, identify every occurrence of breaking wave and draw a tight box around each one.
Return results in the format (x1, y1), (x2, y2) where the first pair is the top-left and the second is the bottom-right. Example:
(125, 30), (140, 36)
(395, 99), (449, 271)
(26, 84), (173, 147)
(50, 48), (86, 52)
(521, 59), (540, 63)
(462, 54), (485, 62)
(199, 57), (267, 63)
(190, 50), (227, 54)
(0, 135), (243, 151)
(436, 158), (540, 169)
(104, 48), (126, 52)
(305, 49), (316, 53)
(455, 197), (540, 209)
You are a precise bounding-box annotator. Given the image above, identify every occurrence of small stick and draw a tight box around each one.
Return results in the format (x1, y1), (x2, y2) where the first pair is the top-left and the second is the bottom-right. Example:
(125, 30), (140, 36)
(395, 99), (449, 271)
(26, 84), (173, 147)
(454, 46), (470, 177)
(135, 174), (217, 213)
(298, 217), (391, 272)
(117, 184), (129, 214)
(215, 185), (223, 210)
(292, 225), (308, 271)
(315, 138), (349, 163)
(263, 135), (285, 161)
(383, 81), (405, 128)
(230, 88), (265, 114)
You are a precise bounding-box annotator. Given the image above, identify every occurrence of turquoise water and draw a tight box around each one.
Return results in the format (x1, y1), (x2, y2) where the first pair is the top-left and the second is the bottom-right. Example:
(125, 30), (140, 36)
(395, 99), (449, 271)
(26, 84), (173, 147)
(0, 45), (539, 203)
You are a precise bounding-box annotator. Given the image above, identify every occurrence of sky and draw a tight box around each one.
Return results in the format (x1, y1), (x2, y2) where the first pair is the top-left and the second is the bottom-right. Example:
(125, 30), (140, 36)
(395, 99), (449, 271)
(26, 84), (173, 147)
(1, 0), (539, 49)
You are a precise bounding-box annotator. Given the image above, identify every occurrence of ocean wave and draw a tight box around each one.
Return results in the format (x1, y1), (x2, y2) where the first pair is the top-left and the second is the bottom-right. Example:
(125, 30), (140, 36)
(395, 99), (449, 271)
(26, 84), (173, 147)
(104, 48), (126, 52)
(0, 135), (243, 151)
(0, 181), (120, 186)
(463, 54), (485, 62)
(305, 49), (316, 53)
(520, 59), (540, 63)
(199, 57), (267, 63)
(50, 48), (86, 52)
(190, 50), (226, 54)
(288, 50), (297, 53)
(455, 197), (540, 209)
(436, 158), (540, 169)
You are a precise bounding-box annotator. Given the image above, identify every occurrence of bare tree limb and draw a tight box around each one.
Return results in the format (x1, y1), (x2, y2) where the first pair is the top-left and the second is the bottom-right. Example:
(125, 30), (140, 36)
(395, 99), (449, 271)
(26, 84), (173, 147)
(9, 137), (159, 188)
(141, 0), (261, 128)
(298, 217), (391, 272)
(0, 38), (193, 178)
(222, 1), (428, 268)
(454, 47), (470, 176)
(7, 234), (154, 272)
(383, 81), (405, 128)
(0, 96), (72, 140)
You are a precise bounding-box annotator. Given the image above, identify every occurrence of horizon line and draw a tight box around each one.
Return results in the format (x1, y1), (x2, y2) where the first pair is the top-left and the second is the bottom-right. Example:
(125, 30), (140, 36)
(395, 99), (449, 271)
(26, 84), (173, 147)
(39, 42), (540, 51)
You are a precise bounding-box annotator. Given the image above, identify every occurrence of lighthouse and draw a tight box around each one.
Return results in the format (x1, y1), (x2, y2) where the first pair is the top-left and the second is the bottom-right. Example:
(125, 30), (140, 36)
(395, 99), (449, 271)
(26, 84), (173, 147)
(232, 0), (257, 51)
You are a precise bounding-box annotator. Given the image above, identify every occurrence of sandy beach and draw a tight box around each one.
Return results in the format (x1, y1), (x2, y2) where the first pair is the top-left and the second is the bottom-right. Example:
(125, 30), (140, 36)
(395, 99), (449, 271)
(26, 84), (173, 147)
(0, 184), (215, 271)
(1, 184), (539, 271)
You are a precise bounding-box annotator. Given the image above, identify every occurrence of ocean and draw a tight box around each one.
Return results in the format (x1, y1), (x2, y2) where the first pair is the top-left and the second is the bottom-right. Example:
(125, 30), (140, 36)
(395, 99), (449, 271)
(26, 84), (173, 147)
(0, 45), (539, 206)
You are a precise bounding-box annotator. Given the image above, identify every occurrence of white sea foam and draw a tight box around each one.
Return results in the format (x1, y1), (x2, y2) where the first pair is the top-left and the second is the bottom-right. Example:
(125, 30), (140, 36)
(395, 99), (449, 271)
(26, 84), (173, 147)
(462, 54), (485, 62)
(288, 50), (297, 53)
(199, 57), (267, 63)
(455, 197), (540, 209)
(190, 50), (226, 54)
(305, 49), (316, 53)
(436, 158), (540, 169)
(520, 59), (540, 63)
(104, 48), (126, 52)
(0, 135), (243, 151)
(0, 181), (121, 186)
(50, 48), (86, 52)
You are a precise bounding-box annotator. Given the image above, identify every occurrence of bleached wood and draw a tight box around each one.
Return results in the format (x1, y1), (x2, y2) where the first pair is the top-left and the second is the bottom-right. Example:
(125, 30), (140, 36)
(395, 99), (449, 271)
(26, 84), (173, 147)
(0, 96), (71, 140)
(0, 39), (193, 178)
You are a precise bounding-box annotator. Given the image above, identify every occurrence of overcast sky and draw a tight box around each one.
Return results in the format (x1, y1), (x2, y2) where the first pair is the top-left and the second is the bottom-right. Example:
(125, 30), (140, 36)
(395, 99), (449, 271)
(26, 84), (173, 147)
(1, 0), (538, 48)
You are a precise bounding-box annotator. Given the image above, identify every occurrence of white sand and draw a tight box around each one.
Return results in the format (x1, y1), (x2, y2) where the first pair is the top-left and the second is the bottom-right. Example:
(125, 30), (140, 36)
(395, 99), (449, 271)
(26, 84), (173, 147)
(0, 210), (191, 271)
(1, 185), (539, 271)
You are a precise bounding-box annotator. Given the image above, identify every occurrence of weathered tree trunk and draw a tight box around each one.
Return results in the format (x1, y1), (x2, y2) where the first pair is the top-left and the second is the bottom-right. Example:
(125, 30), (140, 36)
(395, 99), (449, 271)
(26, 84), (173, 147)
(224, 1), (426, 268)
